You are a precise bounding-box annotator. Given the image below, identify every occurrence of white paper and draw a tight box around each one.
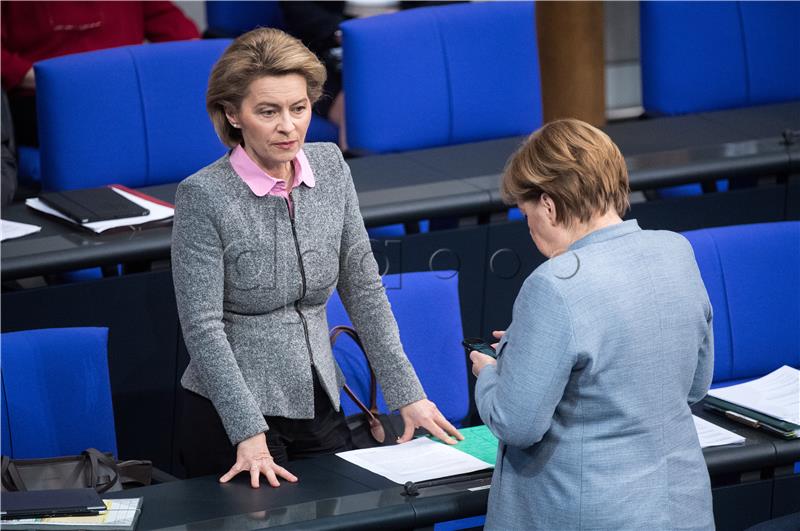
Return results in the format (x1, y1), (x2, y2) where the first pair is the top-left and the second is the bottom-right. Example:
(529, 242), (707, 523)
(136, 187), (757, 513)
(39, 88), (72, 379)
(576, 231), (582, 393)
(708, 365), (800, 424)
(693, 415), (746, 448)
(1, 219), (42, 241)
(336, 437), (491, 484)
(26, 186), (173, 234)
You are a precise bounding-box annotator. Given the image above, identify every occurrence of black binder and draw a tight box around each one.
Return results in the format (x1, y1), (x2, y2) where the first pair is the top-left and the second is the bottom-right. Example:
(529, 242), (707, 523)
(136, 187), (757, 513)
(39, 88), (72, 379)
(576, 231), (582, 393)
(39, 187), (150, 224)
(1, 488), (106, 519)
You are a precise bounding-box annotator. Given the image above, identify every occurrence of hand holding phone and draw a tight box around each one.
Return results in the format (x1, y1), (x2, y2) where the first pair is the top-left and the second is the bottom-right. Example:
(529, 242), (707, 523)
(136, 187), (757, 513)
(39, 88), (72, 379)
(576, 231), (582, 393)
(462, 337), (497, 359)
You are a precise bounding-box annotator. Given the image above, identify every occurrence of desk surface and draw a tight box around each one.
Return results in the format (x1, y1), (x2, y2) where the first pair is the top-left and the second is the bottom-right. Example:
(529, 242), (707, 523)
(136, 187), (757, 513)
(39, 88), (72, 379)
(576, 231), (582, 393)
(3, 102), (799, 280)
(107, 407), (800, 530)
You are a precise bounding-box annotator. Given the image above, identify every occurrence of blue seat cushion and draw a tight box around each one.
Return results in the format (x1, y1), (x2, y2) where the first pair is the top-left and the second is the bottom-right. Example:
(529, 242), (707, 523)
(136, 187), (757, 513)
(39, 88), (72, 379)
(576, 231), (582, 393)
(1, 327), (117, 458)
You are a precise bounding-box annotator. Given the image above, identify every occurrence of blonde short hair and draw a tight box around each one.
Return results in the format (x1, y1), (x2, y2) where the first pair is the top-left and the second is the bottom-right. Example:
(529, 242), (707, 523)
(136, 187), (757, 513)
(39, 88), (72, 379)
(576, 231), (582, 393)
(206, 28), (327, 147)
(501, 119), (630, 226)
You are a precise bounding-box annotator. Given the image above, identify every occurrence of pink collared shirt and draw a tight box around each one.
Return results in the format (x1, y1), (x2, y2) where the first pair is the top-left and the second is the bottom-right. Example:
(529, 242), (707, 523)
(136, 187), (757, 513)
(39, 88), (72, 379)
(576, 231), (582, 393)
(229, 145), (315, 215)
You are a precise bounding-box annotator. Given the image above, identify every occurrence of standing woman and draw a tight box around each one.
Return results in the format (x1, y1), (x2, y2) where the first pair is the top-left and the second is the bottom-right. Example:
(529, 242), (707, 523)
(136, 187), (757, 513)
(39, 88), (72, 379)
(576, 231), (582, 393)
(172, 28), (461, 488)
(470, 119), (715, 529)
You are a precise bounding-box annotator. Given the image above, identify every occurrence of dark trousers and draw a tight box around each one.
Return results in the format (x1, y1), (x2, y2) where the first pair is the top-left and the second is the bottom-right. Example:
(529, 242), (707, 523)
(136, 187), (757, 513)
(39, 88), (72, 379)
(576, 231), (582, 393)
(178, 372), (353, 478)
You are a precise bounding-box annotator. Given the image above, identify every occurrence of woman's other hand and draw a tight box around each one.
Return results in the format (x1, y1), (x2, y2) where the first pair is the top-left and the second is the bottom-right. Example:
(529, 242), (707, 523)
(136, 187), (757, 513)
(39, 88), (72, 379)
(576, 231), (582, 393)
(490, 330), (505, 350)
(398, 399), (464, 445)
(470, 350), (497, 377)
(471, 329), (503, 376)
(219, 432), (298, 488)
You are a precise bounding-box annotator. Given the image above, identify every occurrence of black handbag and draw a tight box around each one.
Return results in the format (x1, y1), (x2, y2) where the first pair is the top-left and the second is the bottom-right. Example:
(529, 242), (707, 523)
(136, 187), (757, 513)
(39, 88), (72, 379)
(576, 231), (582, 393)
(330, 326), (406, 449)
(1, 448), (152, 493)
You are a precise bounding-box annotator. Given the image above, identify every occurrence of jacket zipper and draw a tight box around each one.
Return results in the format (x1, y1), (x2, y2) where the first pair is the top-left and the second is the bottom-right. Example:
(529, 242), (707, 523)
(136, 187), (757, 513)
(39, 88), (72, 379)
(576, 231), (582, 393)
(286, 197), (314, 367)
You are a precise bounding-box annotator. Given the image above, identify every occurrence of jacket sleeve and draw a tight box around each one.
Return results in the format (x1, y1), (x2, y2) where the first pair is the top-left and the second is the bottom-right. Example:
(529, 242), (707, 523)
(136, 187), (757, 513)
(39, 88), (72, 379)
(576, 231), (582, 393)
(688, 303), (714, 404)
(333, 146), (426, 410)
(172, 181), (267, 445)
(142, 1), (200, 42)
(475, 272), (577, 448)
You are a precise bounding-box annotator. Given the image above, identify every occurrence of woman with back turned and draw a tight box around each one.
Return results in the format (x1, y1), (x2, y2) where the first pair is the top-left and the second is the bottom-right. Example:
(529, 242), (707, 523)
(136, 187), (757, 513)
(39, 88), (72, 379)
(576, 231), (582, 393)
(172, 28), (462, 488)
(470, 119), (715, 530)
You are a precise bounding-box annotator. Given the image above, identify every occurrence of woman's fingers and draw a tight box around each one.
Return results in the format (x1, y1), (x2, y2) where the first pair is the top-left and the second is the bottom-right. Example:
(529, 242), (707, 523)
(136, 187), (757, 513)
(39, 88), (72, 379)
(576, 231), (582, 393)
(219, 462), (243, 483)
(273, 463), (299, 483)
(436, 414), (464, 441)
(397, 419), (416, 443)
(249, 464), (261, 488)
(492, 330), (506, 339)
(424, 419), (457, 445)
(263, 465), (280, 488)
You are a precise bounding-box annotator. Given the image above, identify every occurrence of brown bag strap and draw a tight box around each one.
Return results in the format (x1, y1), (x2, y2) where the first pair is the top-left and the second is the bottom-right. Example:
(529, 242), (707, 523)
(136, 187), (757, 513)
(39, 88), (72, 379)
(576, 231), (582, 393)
(329, 325), (379, 413)
(330, 325), (391, 443)
(117, 460), (152, 486)
(2, 455), (27, 491)
(84, 448), (119, 493)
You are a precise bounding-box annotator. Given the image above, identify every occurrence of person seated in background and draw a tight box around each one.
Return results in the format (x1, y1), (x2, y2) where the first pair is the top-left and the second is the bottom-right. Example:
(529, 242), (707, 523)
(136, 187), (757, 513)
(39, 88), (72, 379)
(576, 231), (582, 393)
(1, 1), (199, 146)
(470, 119), (715, 530)
(172, 27), (462, 488)
(2, 89), (17, 205)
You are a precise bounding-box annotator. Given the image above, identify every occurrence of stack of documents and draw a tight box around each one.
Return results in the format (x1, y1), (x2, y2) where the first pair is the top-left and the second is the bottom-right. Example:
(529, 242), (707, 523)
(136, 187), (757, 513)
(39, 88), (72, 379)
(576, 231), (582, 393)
(706, 365), (800, 439)
(693, 415), (745, 447)
(26, 185), (173, 234)
(1, 219), (41, 241)
(2, 498), (142, 530)
(337, 437), (491, 484)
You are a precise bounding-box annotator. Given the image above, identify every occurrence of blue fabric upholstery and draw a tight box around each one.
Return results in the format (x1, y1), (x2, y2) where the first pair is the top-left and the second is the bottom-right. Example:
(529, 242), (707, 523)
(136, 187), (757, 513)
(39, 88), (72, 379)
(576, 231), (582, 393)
(17, 146), (40, 184)
(342, 2), (542, 153)
(327, 271), (469, 425)
(641, 2), (746, 115)
(1, 327), (117, 459)
(739, 2), (800, 105)
(641, 1), (800, 115)
(36, 40), (229, 191)
(682, 222), (800, 384)
(35, 39), (337, 191)
(205, 1), (285, 37)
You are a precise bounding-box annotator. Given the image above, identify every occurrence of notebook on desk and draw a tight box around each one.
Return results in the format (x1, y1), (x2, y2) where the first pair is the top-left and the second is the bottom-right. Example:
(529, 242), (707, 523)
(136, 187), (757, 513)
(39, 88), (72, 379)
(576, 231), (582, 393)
(1, 488), (106, 520)
(39, 187), (150, 224)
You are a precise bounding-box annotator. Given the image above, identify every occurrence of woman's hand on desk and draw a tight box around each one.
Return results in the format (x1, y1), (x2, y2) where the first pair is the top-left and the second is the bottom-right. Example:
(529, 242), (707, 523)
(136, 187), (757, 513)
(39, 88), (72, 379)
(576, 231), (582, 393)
(398, 399), (464, 445)
(219, 432), (298, 488)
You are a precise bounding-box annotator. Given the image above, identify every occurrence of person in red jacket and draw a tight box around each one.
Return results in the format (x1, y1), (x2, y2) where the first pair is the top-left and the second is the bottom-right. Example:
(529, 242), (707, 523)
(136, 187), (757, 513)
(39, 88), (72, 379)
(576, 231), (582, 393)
(2, 1), (199, 146)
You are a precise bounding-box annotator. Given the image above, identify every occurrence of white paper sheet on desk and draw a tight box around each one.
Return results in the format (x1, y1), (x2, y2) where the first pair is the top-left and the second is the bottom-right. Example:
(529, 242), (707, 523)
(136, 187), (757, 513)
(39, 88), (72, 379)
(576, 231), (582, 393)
(1, 219), (42, 241)
(693, 415), (745, 448)
(25, 186), (173, 234)
(708, 365), (800, 424)
(336, 437), (492, 484)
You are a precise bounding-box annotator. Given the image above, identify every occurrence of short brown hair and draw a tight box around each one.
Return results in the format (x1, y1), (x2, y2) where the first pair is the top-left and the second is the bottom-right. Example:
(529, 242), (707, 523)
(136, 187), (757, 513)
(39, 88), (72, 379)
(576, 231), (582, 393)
(501, 119), (630, 226)
(206, 28), (327, 147)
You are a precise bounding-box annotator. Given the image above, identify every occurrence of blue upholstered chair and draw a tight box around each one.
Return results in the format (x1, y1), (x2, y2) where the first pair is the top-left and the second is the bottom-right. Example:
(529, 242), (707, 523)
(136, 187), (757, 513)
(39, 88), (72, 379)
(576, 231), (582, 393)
(35, 39), (337, 192)
(1, 327), (117, 458)
(341, 1), (542, 154)
(327, 271), (469, 426)
(205, 1), (285, 37)
(641, 1), (800, 116)
(682, 221), (800, 386)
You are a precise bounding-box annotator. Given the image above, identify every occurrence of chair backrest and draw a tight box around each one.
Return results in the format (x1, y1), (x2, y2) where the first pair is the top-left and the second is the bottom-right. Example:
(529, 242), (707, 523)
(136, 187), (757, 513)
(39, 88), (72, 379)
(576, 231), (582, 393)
(341, 1), (542, 154)
(0, 327), (117, 458)
(641, 1), (800, 115)
(682, 222), (800, 384)
(36, 40), (230, 191)
(35, 39), (338, 191)
(205, 1), (285, 37)
(327, 271), (469, 425)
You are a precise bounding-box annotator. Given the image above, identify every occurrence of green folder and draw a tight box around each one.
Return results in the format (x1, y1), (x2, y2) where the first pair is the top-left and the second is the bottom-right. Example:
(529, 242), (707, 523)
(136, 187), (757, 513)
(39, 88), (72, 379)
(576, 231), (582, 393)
(704, 395), (799, 439)
(429, 425), (500, 465)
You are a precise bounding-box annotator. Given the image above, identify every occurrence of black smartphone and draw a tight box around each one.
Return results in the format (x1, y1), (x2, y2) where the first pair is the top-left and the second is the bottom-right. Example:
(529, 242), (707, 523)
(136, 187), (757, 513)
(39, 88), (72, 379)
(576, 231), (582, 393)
(462, 337), (497, 359)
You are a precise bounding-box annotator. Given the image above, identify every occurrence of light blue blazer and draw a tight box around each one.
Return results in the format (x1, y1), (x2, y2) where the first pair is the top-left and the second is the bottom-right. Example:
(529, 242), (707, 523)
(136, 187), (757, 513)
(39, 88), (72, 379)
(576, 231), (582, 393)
(476, 220), (715, 530)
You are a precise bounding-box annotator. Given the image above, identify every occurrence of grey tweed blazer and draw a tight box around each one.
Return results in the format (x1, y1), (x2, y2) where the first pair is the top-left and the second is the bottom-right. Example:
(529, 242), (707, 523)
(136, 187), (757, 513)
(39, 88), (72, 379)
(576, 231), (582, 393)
(476, 220), (715, 530)
(172, 142), (425, 445)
